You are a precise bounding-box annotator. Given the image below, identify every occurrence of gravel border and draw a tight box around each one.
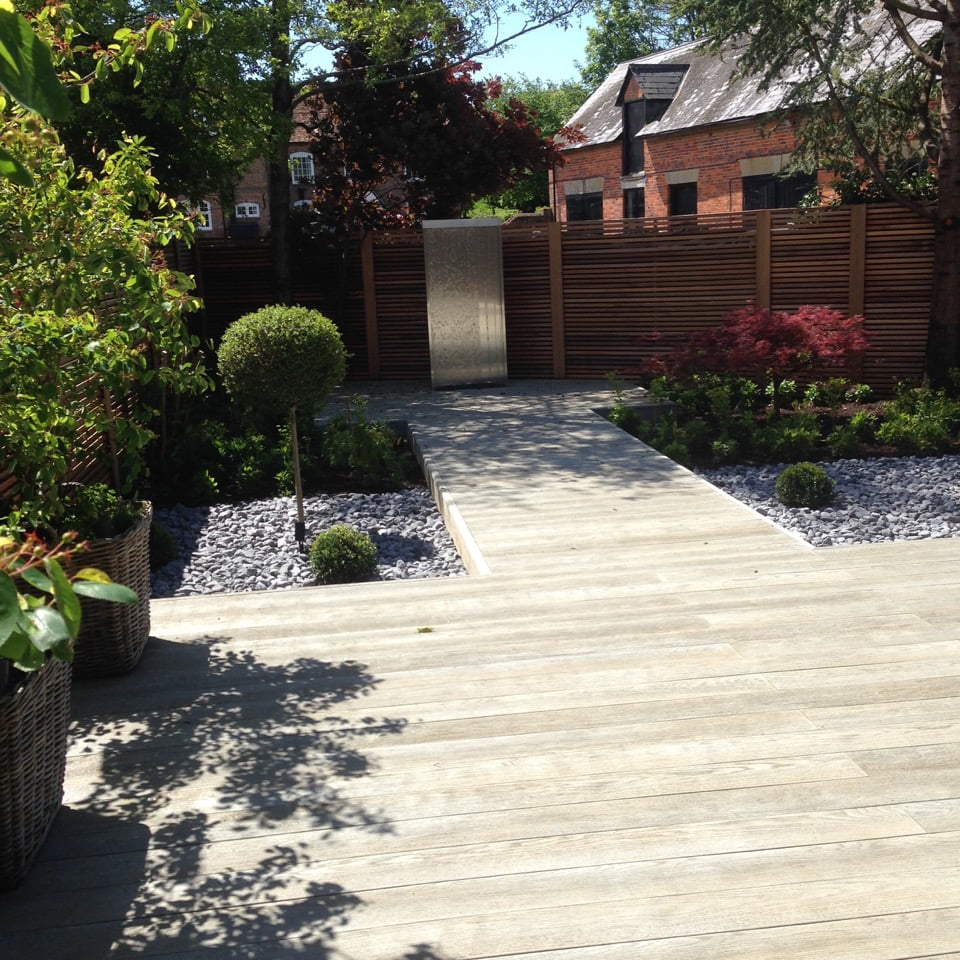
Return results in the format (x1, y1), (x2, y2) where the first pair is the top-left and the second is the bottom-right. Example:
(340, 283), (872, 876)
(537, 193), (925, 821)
(697, 454), (960, 547)
(151, 487), (466, 598)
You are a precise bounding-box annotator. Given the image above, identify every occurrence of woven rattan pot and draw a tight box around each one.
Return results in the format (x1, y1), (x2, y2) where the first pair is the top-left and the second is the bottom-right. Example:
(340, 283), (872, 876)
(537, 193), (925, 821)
(0, 657), (71, 890)
(72, 502), (152, 679)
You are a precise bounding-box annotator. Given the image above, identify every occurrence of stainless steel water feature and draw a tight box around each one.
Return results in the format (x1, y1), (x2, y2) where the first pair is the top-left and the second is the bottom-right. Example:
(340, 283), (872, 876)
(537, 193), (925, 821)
(422, 218), (507, 388)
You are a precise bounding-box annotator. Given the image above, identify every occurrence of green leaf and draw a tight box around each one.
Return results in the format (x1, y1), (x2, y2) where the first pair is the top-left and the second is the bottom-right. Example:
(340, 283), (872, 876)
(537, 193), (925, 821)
(0, 7), (71, 119)
(72, 581), (138, 604)
(0, 629), (30, 665)
(0, 570), (21, 643)
(45, 557), (81, 641)
(0, 144), (32, 186)
(25, 604), (70, 651)
(20, 566), (53, 594)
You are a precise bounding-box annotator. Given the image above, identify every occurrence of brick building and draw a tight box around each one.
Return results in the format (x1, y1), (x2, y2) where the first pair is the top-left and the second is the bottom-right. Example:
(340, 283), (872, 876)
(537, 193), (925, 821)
(551, 38), (832, 223)
(187, 103), (317, 240)
(551, 15), (933, 223)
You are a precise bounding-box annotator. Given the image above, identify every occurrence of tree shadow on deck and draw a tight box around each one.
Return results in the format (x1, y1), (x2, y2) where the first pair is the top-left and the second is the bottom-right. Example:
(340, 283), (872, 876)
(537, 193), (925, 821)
(0, 634), (447, 959)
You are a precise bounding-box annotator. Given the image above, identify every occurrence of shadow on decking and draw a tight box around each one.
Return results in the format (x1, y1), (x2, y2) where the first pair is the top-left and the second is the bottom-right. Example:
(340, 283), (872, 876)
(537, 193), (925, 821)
(0, 636), (451, 958)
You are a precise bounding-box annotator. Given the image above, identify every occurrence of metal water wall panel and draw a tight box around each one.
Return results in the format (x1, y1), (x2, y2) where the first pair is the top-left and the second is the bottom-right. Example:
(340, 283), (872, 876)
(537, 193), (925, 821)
(423, 218), (507, 388)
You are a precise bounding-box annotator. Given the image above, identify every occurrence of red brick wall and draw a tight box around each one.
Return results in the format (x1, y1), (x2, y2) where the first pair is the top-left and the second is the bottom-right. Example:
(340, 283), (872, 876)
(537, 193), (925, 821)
(553, 117), (832, 221)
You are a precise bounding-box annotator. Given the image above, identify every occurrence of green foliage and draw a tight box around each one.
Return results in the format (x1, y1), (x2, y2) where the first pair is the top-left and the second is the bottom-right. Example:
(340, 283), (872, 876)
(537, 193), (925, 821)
(149, 521), (177, 572)
(308, 524), (378, 585)
(0, 127), (209, 529)
(480, 75), (590, 212)
(774, 462), (835, 509)
(580, 0), (699, 87)
(762, 412), (821, 463)
(804, 378), (854, 408)
(876, 383), (960, 454)
(0, 531), (136, 673)
(60, 483), (137, 540)
(845, 383), (873, 404)
(218, 305), (347, 415)
(321, 397), (408, 491)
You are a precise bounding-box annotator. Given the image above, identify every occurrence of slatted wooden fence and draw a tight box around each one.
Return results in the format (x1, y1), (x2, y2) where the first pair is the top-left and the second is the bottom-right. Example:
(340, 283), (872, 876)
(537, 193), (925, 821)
(194, 203), (935, 394)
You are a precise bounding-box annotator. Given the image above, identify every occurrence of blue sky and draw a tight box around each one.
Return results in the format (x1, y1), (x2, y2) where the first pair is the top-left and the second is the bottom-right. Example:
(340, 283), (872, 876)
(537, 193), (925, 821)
(474, 13), (594, 84)
(302, 12), (594, 86)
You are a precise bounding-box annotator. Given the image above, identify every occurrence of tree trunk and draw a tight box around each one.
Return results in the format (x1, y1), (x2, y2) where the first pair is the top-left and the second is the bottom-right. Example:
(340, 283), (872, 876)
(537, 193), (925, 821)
(926, 3), (960, 384)
(269, 0), (294, 306)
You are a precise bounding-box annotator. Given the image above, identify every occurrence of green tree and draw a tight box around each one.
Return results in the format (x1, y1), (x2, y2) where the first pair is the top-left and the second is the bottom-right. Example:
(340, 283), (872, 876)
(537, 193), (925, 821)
(38, 0), (270, 202)
(480, 74), (589, 212)
(676, 0), (960, 384)
(579, 0), (698, 87)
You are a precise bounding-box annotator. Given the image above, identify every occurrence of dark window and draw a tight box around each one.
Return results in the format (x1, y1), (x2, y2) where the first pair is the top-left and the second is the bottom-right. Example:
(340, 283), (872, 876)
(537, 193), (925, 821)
(669, 182), (697, 216)
(566, 191), (603, 221)
(622, 99), (672, 176)
(742, 172), (816, 210)
(623, 188), (645, 218)
(623, 100), (646, 175)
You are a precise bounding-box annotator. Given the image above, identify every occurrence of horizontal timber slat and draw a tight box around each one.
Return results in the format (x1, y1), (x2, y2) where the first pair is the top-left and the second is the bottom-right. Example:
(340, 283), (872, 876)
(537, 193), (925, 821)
(188, 204), (933, 391)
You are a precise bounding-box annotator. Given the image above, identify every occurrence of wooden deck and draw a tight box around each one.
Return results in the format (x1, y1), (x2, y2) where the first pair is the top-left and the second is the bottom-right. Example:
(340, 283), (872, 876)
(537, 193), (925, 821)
(2, 382), (959, 959)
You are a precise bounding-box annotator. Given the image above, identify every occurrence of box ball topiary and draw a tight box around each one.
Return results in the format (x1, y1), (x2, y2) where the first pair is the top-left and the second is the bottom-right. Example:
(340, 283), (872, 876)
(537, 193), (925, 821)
(217, 305), (346, 412)
(774, 461), (835, 508)
(309, 524), (379, 584)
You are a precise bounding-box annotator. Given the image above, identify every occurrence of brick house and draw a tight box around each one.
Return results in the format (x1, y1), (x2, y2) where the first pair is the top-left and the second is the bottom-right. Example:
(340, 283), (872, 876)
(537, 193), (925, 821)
(551, 13), (937, 224)
(551, 38), (834, 223)
(186, 103), (318, 240)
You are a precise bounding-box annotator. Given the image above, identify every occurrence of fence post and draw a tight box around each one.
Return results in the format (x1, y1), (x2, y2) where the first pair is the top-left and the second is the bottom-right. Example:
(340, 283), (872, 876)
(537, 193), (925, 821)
(361, 231), (380, 378)
(549, 221), (566, 377)
(755, 210), (771, 309)
(848, 204), (867, 317)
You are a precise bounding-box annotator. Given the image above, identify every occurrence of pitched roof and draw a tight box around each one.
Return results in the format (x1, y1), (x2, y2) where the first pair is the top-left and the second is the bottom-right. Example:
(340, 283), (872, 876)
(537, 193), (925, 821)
(563, 12), (939, 152)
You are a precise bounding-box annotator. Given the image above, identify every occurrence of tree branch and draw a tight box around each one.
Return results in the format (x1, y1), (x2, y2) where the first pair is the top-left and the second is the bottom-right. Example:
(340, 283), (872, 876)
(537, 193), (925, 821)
(291, 0), (585, 100)
(885, 0), (948, 21)
(883, 2), (944, 73)
(801, 21), (935, 219)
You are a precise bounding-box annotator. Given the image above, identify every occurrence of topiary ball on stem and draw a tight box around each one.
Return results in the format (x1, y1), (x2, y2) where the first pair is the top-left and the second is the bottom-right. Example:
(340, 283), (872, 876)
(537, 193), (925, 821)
(217, 305), (346, 412)
(218, 305), (347, 545)
(774, 461), (835, 508)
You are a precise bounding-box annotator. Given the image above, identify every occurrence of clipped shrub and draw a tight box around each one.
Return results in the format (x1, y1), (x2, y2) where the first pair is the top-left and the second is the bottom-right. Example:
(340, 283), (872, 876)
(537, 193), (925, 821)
(218, 305), (346, 413)
(309, 524), (378, 584)
(774, 462), (835, 508)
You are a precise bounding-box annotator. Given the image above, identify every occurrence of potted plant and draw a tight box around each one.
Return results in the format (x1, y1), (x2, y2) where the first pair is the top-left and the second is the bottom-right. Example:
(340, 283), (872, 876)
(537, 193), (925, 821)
(57, 484), (153, 677)
(0, 530), (136, 890)
(0, 128), (210, 676)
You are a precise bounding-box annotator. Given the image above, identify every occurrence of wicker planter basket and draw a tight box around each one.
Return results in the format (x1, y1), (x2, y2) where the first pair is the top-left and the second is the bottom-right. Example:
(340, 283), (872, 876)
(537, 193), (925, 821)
(0, 657), (72, 891)
(72, 502), (152, 679)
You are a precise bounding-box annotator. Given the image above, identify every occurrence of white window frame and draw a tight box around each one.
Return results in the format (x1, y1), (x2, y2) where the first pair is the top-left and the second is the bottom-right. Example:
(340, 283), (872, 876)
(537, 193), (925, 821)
(234, 202), (260, 219)
(289, 152), (315, 183)
(292, 199), (313, 210)
(195, 200), (213, 231)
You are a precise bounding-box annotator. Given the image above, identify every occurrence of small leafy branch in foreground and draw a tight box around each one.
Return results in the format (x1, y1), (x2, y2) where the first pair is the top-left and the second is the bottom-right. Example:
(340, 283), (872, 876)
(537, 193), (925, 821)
(0, 532), (136, 672)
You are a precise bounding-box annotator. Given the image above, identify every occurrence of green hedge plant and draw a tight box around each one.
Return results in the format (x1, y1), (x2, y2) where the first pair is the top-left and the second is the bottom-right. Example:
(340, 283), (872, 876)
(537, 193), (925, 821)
(774, 462), (835, 508)
(308, 525), (378, 584)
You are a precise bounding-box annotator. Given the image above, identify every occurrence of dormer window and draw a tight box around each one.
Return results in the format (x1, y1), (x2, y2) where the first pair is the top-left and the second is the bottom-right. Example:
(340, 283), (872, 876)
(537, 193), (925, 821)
(618, 64), (687, 176)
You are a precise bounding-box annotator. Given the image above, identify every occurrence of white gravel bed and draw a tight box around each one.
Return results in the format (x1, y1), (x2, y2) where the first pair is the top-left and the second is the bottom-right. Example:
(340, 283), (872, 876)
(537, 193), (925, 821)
(698, 454), (960, 547)
(151, 487), (465, 597)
